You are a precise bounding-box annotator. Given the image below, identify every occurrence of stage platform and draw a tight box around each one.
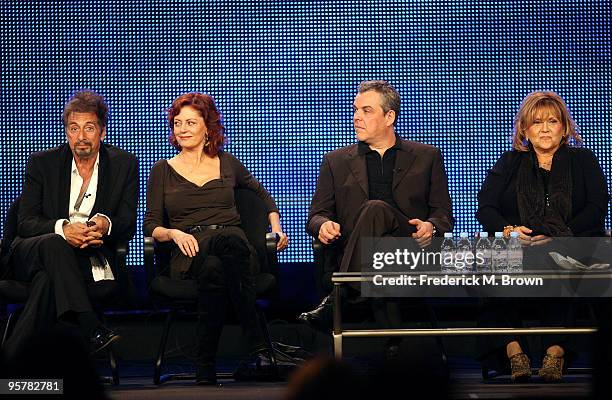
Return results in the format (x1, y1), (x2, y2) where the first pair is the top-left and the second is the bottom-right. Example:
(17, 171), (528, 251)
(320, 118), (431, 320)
(91, 314), (596, 400)
(104, 357), (592, 400)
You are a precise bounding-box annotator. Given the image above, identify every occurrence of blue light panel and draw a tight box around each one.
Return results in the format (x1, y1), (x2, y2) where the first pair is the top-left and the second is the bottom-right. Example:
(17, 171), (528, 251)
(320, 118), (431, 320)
(1, 1), (610, 266)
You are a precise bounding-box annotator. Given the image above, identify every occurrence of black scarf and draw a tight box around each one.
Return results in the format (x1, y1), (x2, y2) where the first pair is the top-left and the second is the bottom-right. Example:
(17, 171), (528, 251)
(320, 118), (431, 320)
(516, 144), (573, 237)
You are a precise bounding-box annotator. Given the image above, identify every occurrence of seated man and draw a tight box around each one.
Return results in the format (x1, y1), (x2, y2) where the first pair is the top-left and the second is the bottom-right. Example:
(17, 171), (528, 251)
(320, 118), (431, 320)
(299, 80), (453, 331)
(4, 90), (138, 360)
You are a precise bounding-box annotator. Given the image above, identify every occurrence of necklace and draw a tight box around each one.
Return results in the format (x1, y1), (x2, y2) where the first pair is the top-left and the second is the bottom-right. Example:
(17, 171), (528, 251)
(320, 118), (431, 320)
(537, 154), (553, 169)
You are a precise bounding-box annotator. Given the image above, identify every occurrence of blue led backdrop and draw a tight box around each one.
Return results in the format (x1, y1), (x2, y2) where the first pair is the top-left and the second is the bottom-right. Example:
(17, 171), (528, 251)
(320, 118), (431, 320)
(1, 1), (610, 266)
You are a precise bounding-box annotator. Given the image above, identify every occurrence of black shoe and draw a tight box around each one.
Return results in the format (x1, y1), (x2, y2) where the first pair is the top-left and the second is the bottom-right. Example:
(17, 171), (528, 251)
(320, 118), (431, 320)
(196, 363), (217, 385)
(234, 349), (273, 382)
(297, 294), (333, 331)
(253, 348), (274, 369)
(90, 325), (120, 354)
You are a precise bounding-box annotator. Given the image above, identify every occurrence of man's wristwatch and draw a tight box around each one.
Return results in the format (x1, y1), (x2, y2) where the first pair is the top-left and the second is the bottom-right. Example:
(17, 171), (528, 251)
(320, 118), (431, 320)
(429, 222), (437, 237)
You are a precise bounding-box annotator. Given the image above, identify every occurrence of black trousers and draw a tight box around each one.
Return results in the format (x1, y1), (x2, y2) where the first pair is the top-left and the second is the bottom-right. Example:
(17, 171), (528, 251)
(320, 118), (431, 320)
(337, 200), (421, 336)
(5, 233), (97, 359)
(339, 200), (417, 273)
(179, 227), (265, 365)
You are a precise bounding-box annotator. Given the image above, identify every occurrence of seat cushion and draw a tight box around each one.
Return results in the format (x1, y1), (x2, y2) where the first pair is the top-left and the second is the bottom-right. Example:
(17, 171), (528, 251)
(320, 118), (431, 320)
(151, 273), (276, 301)
(0, 280), (29, 303)
(151, 276), (198, 300)
(254, 273), (276, 294)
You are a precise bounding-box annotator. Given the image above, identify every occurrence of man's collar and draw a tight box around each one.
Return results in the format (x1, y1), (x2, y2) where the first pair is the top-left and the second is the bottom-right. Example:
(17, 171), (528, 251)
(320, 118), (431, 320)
(72, 152), (100, 174)
(357, 135), (402, 155)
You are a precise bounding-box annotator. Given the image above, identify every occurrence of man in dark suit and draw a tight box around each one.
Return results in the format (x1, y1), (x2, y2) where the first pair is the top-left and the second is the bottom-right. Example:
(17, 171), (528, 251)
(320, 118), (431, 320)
(299, 81), (453, 332)
(4, 90), (138, 359)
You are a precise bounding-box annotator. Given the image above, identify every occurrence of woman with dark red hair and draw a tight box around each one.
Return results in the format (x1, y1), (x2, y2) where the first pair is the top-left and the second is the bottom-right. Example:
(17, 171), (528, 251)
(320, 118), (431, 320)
(144, 92), (289, 384)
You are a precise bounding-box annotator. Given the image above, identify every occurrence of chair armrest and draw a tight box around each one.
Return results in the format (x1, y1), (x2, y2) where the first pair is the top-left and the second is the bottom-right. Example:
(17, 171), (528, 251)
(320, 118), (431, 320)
(115, 243), (128, 266)
(265, 232), (279, 271)
(312, 237), (324, 252)
(312, 237), (335, 295)
(144, 237), (156, 288)
(265, 232), (279, 253)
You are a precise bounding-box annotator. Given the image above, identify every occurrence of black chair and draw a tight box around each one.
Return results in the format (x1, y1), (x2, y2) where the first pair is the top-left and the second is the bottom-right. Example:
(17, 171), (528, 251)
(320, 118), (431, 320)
(0, 198), (126, 385)
(144, 188), (280, 385)
(311, 238), (449, 366)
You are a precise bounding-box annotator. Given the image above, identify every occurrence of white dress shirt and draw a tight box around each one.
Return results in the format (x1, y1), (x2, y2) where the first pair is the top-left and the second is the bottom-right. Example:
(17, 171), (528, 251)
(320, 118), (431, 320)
(53, 153), (114, 281)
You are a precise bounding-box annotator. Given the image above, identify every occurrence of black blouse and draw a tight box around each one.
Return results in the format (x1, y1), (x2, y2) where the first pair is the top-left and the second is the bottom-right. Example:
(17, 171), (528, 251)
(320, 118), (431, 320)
(144, 151), (278, 236)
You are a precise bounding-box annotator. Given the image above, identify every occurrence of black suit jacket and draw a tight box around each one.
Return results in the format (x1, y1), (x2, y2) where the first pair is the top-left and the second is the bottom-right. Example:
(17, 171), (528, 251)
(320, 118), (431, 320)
(306, 139), (453, 241)
(476, 146), (609, 236)
(12, 143), (139, 282)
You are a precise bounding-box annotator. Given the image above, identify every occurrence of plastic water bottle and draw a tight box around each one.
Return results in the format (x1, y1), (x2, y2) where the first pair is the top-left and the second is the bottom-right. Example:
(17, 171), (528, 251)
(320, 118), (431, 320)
(475, 232), (492, 273)
(455, 232), (473, 273)
(440, 232), (455, 274)
(507, 231), (523, 273)
(491, 232), (508, 273)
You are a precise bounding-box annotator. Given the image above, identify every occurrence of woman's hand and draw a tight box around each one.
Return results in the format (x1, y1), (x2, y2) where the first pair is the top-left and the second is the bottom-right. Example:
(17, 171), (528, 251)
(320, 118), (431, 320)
(268, 212), (289, 251)
(512, 226), (533, 246)
(274, 231), (289, 251)
(512, 226), (552, 246)
(170, 229), (199, 257)
(530, 234), (552, 246)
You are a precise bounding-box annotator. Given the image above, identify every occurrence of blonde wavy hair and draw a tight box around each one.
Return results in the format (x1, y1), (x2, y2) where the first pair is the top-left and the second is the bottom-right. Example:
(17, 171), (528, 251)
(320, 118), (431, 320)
(512, 91), (582, 152)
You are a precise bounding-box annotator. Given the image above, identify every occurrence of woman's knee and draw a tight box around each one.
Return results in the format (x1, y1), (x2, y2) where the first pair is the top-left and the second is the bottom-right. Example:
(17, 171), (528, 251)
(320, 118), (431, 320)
(215, 231), (249, 255)
(195, 256), (225, 288)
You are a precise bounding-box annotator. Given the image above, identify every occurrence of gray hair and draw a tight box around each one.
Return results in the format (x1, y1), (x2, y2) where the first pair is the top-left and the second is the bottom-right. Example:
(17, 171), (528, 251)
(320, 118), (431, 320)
(358, 80), (400, 125)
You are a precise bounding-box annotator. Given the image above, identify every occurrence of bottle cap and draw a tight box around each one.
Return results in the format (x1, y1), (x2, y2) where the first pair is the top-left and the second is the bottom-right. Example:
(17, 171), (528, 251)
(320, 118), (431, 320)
(479, 232), (488, 238)
(510, 231), (519, 238)
(444, 232), (453, 238)
(460, 232), (468, 238)
(495, 232), (504, 238)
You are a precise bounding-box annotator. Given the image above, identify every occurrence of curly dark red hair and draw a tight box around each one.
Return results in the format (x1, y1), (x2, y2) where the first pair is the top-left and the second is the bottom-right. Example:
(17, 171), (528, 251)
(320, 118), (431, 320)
(168, 93), (225, 156)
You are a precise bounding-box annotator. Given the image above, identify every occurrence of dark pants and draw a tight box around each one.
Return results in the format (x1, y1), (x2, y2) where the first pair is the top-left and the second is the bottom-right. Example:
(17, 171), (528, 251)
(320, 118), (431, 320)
(339, 200), (417, 273)
(181, 227), (265, 365)
(337, 201), (421, 338)
(476, 298), (577, 372)
(5, 233), (98, 359)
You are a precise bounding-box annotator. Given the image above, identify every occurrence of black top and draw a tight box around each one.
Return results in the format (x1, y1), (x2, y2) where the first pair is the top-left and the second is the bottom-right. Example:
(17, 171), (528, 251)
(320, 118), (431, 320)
(476, 146), (609, 236)
(539, 168), (551, 206)
(144, 151), (278, 236)
(358, 137), (401, 210)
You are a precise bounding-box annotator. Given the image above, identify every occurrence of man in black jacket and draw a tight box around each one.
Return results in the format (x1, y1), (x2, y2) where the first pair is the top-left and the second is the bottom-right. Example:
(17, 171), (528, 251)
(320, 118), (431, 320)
(4, 90), (138, 359)
(299, 81), (453, 335)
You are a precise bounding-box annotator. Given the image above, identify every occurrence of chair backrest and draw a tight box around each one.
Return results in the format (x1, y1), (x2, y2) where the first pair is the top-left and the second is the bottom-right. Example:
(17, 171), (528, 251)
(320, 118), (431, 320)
(234, 188), (275, 277)
(0, 197), (19, 279)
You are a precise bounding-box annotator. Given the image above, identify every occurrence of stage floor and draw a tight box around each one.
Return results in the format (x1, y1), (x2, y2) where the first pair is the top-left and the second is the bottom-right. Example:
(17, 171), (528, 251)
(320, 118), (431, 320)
(104, 358), (592, 400)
